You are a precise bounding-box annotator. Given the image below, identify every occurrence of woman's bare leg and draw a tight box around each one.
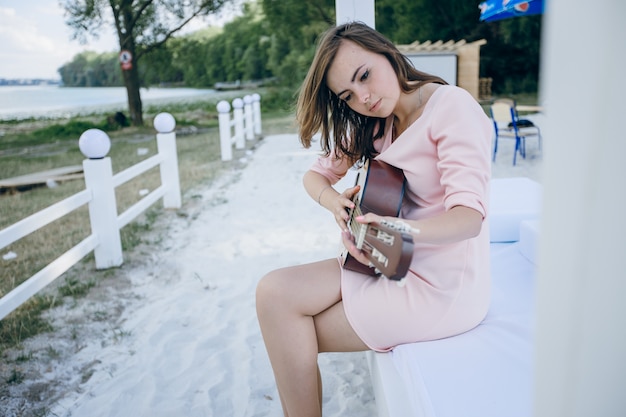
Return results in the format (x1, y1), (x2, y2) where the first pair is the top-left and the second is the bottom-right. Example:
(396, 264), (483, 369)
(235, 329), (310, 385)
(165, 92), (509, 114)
(256, 259), (368, 417)
(276, 366), (322, 417)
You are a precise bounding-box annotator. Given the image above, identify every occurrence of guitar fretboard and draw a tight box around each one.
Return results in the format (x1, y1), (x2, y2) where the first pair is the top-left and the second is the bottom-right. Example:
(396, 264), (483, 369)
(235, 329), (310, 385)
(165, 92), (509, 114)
(348, 205), (367, 250)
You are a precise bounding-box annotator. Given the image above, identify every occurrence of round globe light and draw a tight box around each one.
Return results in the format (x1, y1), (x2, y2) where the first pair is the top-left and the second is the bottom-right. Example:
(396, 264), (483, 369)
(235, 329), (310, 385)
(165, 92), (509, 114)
(153, 112), (176, 133)
(252, 93), (261, 102)
(79, 129), (111, 159)
(217, 100), (231, 113)
(243, 95), (252, 104)
(232, 98), (244, 109)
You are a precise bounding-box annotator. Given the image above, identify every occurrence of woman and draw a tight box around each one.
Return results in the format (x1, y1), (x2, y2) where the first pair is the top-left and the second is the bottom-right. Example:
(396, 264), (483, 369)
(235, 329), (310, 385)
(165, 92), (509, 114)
(256, 22), (492, 416)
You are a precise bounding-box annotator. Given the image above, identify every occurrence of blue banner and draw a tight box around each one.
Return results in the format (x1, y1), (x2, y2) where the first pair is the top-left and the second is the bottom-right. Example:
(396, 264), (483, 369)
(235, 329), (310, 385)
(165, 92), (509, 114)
(479, 0), (545, 22)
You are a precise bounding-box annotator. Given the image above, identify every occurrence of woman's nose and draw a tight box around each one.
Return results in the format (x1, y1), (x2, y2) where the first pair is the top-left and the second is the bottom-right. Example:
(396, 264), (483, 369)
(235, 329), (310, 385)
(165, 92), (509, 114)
(357, 89), (370, 104)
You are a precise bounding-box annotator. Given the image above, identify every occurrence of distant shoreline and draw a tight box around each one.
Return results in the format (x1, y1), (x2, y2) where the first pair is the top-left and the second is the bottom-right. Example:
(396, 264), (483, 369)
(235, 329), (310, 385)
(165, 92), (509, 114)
(0, 78), (60, 87)
(0, 86), (232, 121)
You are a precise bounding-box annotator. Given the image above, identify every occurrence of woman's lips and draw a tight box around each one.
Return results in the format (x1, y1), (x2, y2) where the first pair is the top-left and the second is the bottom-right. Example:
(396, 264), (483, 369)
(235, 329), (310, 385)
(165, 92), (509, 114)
(369, 99), (381, 112)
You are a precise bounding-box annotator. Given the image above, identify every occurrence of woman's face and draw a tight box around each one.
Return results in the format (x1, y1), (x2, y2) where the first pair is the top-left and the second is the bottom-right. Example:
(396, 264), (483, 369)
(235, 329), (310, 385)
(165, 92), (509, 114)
(326, 40), (400, 118)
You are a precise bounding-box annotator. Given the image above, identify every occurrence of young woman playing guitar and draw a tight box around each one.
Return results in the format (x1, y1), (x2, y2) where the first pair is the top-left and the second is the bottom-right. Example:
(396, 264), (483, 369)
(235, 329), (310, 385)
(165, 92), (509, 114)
(256, 22), (492, 417)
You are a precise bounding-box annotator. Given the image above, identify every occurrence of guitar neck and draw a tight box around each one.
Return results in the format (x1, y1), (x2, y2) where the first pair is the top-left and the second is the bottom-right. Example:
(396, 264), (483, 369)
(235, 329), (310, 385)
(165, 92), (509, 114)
(348, 205), (368, 250)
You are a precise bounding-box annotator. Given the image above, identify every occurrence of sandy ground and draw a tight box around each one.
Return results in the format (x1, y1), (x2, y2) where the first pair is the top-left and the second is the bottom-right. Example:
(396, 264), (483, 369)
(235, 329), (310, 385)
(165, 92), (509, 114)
(0, 113), (543, 416)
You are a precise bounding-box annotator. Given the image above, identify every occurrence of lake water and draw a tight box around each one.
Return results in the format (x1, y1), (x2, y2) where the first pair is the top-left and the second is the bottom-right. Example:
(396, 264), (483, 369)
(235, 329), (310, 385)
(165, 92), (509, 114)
(0, 85), (217, 119)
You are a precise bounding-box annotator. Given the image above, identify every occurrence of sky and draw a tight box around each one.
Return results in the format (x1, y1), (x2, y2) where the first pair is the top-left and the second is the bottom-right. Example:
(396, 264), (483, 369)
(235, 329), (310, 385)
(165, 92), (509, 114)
(0, 0), (242, 80)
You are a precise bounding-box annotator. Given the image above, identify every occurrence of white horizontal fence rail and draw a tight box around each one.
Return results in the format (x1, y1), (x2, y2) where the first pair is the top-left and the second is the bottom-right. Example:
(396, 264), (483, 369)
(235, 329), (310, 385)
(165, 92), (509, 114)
(0, 190), (92, 250)
(0, 113), (181, 321)
(217, 93), (262, 161)
(0, 235), (99, 323)
(0, 190), (97, 318)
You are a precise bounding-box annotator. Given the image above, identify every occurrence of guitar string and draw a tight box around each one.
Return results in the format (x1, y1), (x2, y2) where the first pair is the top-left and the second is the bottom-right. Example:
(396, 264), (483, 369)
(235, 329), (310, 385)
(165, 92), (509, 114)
(348, 205), (366, 248)
(348, 205), (386, 257)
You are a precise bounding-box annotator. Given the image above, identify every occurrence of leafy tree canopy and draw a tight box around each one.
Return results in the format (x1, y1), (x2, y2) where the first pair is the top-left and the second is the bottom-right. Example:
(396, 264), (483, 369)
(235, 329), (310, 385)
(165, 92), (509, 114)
(61, 0), (233, 125)
(59, 0), (542, 105)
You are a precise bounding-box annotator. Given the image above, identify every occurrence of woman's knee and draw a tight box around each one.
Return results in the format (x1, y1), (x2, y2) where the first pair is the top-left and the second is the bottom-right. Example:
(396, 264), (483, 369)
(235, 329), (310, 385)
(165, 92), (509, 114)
(256, 268), (290, 315)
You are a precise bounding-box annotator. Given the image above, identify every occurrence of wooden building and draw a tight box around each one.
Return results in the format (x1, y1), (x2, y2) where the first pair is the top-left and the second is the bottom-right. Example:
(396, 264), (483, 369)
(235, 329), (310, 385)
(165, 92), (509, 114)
(396, 39), (489, 101)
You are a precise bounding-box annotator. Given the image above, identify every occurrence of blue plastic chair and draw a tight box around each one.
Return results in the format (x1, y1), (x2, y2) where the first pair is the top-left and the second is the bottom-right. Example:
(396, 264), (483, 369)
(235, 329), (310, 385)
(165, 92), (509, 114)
(490, 99), (542, 165)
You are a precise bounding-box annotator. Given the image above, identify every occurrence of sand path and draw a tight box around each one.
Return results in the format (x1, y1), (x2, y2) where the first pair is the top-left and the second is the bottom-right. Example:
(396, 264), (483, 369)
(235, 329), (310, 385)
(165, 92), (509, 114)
(49, 133), (375, 416)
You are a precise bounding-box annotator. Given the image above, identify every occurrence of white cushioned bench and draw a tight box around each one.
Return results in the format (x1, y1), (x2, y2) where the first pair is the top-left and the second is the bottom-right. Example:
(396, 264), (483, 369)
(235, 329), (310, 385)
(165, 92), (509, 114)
(489, 177), (542, 243)
(367, 177), (542, 417)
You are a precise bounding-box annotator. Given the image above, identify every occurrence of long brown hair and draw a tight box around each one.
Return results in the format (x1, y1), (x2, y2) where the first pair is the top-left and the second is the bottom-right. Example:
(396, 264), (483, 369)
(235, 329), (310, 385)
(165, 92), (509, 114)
(297, 22), (447, 163)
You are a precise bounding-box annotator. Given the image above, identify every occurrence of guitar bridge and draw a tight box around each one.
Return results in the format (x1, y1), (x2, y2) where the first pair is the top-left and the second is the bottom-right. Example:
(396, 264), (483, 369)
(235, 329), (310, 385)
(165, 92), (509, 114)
(371, 248), (389, 269)
(370, 228), (395, 269)
(374, 228), (395, 245)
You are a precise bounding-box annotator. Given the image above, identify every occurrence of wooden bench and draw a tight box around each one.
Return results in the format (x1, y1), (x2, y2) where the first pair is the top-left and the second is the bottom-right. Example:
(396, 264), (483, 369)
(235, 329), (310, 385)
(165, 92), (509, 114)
(0, 165), (83, 193)
(368, 177), (542, 417)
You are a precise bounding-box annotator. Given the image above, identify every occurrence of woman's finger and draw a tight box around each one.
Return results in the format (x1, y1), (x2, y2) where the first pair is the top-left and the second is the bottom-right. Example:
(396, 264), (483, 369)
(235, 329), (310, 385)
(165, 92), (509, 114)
(341, 231), (371, 266)
(355, 213), (381, 225)
(336, 211), (349, 231)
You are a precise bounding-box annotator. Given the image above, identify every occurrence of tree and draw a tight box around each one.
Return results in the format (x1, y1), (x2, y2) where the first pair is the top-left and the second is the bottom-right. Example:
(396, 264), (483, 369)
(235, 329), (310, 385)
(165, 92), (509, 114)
(375, 0), (485, 44)
(61, 0), (233, 126)
(375, 0), (542, 95)
(261, 0), (335, 86)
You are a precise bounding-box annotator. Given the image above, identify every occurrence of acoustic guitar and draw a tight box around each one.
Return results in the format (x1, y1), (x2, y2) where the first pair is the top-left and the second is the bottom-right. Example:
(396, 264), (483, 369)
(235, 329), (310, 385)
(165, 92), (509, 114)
(341, 159), (414, 281)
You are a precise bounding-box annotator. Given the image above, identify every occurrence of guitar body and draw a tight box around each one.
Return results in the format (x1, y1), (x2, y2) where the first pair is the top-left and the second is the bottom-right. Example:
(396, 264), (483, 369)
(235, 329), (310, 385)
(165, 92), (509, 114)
(341, 159), (414, 280)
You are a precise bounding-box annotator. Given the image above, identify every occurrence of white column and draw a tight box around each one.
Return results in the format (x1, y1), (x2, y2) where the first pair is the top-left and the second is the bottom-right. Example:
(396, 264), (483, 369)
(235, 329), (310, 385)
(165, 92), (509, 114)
(83, 157), (123, 269)
(154, 112), (181, 209)
(79, 129), (123, 269)
(252, 93), (262, 136)
(217, 100), (233, 161)
(535, 1), (626, 416)
(156, 132), (181, 209)
(233, 98), (245, 148)
(243, 94), (254, 141)
(335, 0), (375, 28)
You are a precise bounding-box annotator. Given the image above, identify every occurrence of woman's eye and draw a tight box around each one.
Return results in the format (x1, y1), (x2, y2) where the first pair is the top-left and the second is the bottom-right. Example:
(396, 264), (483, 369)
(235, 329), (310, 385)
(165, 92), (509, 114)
(360, 70), (369, 82)
(343, 94), (352, 102)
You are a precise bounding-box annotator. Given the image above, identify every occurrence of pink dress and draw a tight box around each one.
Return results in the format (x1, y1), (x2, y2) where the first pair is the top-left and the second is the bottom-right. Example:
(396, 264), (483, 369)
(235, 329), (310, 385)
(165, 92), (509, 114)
(310, 85), (493, 352)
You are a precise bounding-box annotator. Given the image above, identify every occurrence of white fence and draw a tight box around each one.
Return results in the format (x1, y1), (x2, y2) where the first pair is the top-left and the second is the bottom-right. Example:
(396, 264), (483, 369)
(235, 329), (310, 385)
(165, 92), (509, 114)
(217, 93), (262, 161)
(0, 113), (181, 321)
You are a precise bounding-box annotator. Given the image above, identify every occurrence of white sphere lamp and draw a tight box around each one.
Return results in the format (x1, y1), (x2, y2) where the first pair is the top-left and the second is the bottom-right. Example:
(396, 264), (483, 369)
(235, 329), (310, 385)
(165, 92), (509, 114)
(153, 112), (176, 133)
(232, 98), (244, 109)
(79, 129), (111, 159)
(252, 93), (261, 102)
(217, 100), (231, 113)
(243, 94), (252, 104)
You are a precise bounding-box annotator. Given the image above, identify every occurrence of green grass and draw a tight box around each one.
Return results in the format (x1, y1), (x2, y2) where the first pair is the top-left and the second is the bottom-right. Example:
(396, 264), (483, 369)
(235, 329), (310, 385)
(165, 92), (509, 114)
(480, 91), (540, 116)
(0, 295), (55, 351)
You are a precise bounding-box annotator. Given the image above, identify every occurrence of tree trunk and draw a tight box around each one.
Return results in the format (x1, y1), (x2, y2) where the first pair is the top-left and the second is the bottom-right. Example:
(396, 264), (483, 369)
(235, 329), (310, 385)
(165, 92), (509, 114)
(117, 0), (143, 127)
(121, 57), (144, 126)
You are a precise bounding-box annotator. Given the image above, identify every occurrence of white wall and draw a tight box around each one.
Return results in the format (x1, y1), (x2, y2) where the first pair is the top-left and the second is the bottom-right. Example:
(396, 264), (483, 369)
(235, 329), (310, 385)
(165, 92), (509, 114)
(535, 0), (626, 416)
(405, 54), (458, 85)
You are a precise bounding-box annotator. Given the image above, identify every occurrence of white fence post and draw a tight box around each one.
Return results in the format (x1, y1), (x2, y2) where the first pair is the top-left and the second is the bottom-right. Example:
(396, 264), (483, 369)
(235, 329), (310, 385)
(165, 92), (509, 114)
(217, 100), (233, 161)
(233, 98), (245, 146)
(217, 94), (262, 161)
(243, 94), (254, 141)
(0, 120), (188, 318)
(252, 93), (262, 136)
(79, 129), (123, 269)
(154, 113), (181, 209)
